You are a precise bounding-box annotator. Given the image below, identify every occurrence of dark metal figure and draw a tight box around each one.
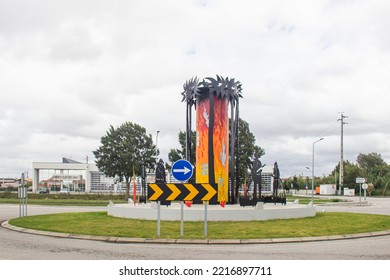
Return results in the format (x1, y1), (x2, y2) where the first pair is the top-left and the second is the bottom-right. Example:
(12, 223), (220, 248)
(252, 157), (265, 201)
(273, 161), (280, 198)
(155, 159), (166, 184)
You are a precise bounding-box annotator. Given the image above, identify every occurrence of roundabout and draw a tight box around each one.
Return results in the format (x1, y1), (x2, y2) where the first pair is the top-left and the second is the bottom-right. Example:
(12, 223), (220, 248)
(1, 199), (389, 259)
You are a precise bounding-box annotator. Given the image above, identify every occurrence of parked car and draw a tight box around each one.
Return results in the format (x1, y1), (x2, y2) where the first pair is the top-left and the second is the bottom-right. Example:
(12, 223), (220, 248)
(39, 188), (50, 194)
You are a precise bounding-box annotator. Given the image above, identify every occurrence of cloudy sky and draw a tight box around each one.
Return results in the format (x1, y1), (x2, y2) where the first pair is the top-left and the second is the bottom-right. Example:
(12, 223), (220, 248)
(1, 0), (390, 179)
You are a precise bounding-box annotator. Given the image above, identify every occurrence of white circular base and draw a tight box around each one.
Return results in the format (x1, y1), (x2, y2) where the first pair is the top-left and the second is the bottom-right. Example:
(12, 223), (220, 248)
(107, 202), (316, 221)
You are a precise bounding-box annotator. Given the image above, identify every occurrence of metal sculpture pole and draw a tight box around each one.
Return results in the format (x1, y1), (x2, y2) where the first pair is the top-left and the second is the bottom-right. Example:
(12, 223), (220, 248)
(234, 97), (240, 203)
(229, 98), (236, 204)
(181, 77), (198, 163)
(181, 75), (242, 204)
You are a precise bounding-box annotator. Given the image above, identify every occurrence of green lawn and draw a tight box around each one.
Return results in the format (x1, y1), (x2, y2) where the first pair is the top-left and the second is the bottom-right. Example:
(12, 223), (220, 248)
(9, 211), (390, 239)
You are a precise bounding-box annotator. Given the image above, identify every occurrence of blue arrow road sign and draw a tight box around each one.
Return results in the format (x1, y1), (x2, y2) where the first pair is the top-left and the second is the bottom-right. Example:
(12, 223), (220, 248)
(172, 159), (193, 181)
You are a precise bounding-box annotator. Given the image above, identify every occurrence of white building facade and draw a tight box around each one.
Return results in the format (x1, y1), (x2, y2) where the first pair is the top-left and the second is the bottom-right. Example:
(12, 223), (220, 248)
(32, 158), (116, 193)
(32, 158), (173, 194)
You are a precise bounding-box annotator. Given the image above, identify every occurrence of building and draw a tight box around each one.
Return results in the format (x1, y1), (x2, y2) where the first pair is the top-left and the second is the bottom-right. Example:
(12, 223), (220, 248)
(32, 158), (116, 193)
(32, 158), (174, 194)
(242, 165), (276, 195)
(261, 165), (275, 193)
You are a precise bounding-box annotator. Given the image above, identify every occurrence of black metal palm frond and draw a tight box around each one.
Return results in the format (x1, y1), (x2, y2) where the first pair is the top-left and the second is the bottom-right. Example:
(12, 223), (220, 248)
(217, 76), (243, 105)
(204, 76), (219, 92)
(195, 78), (212, 102)
(184, 75), (243, 104)
(217, 76), (229, 99)
(181, 76), (199, 106)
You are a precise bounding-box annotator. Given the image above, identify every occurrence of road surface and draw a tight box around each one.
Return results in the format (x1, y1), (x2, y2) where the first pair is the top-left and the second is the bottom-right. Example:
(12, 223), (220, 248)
(0, 197), (389, 260)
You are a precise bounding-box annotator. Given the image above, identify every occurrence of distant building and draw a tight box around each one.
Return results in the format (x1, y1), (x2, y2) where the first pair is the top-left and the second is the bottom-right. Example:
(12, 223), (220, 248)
(243, 165), (276, 195)
(0, 177), (32, 188)
(32, 158), (116, 193)
(261, 165), (275, 193)
(1, 178), (19, 188)
(32, 158), (173, 194)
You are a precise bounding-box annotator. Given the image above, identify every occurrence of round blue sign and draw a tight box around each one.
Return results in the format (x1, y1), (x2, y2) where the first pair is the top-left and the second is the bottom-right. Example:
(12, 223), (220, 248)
(172, 159), (193, 181)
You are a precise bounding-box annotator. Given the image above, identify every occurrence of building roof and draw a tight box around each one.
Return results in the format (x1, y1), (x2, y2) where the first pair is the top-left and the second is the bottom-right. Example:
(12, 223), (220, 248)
(62, 157), (82, 164)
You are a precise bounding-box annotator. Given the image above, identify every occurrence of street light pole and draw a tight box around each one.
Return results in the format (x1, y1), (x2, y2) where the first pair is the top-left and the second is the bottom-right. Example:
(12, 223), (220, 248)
(155, 130), (160, 168)
(311, 138), (324, 205)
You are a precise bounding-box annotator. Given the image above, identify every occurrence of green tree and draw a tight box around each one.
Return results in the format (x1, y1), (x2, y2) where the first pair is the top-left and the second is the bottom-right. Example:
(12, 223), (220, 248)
(235, 118), (265, 183)
(332, 160), (363, 191)
(356, 153), (390, 188)
(356, 152), (386, 172)
(168, 130), (196, 166)
(93, 122), (156, 200)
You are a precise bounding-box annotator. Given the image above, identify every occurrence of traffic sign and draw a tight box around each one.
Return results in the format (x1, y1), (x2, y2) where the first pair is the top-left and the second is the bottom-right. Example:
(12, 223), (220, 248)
(362, 183), (368, 190)
(356, 177), (366, 183)
(147, 183), (217, 202)
(172, 159), (193, 181)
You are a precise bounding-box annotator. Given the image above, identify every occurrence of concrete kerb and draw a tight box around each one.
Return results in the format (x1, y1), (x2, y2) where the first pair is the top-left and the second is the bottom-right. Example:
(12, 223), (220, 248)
(2, 220), (390, 245)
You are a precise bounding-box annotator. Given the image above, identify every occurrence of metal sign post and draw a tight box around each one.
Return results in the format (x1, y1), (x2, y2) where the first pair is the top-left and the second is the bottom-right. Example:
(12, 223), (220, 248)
(157, 201), (161, 237)
(204, 201), (208, 238)
(172, 159), (194, 238)
(356, 178), (366, 204)
(362, 183), (368, 202)
(18, 173), (27, 217)
(180, 202), (184, 237)
(18, 186), (22, 217)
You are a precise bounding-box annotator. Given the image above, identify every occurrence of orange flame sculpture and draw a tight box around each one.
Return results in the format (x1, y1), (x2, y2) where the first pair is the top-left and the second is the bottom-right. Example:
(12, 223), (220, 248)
(181, 76), (242, 204)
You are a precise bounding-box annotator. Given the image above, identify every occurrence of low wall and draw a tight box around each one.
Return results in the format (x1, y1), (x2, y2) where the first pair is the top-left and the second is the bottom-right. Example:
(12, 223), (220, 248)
(107, 202), (316, 221)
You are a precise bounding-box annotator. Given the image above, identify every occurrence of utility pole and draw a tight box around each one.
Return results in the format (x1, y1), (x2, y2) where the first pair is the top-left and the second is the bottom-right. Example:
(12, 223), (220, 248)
(338, 112), (348, 195)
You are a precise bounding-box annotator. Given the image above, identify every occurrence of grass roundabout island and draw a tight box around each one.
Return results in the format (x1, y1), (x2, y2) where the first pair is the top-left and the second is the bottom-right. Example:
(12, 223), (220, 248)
(8, 211), (390, 240)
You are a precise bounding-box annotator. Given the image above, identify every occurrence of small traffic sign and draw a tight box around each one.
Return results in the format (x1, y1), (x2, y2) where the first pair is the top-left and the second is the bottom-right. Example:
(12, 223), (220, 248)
(172, 159), (193, 181)
(356, 177), (366, 184)
(362, 183), (368, 190)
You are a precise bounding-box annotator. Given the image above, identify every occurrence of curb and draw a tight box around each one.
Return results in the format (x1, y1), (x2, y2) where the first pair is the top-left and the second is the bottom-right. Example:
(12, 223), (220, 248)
(2, 220), (390, 245)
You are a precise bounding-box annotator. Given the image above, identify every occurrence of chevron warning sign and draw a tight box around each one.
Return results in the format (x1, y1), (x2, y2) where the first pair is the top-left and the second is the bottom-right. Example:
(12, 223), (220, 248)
(147, 183), (217, 203)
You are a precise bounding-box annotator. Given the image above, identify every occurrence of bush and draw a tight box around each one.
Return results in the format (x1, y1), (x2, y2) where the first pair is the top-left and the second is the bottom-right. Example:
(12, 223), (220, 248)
(0, 190), (17, 199)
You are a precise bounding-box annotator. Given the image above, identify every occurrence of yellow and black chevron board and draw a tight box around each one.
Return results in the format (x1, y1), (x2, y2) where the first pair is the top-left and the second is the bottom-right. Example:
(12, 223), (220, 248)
(147, 183), (217, 203)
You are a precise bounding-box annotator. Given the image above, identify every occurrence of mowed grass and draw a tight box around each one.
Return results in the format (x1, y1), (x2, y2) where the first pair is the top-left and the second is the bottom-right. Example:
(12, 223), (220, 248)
(9, 212), (390, 239)
(0, 198), (117, 206)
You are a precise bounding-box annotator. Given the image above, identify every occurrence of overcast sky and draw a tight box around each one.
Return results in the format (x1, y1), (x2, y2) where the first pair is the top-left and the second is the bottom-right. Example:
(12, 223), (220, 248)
(1, 0), (389, 179)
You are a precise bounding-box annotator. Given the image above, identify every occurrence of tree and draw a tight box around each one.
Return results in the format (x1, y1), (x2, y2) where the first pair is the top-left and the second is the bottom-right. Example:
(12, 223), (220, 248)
(235, 118), (265, 184)
(93, 122), (156, 200)
(357, 153), (389, 186)
(357, 152), (386, 171)
(168, 130), (196, 166)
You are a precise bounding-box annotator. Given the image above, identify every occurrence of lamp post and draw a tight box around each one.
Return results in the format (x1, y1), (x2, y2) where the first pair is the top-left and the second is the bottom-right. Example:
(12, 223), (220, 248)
(155, 130), (160, 168)
(311, 138), (324, 205)
(305, 166), (311, 194)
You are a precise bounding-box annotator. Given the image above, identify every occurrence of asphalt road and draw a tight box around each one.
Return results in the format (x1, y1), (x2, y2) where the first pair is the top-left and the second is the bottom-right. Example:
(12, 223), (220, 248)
(0, 197), (389, 260)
